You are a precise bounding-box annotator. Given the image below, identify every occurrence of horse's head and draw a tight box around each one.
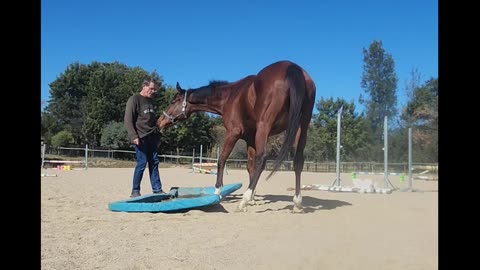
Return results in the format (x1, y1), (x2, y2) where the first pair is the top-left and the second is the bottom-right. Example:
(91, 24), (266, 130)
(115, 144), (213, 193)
(157, 82), (190, 131)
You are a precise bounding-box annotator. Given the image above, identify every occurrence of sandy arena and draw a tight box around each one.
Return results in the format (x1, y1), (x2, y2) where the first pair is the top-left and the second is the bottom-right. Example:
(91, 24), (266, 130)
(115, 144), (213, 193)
(41, 167), (438, 270)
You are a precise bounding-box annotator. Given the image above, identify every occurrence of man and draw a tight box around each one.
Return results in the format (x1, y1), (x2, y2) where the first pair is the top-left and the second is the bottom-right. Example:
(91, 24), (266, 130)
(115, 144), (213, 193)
(124, 79), (164, 197)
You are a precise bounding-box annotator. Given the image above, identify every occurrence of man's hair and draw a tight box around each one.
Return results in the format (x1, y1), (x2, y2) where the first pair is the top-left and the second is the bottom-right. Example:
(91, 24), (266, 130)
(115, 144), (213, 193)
(142, 78), (156, 87)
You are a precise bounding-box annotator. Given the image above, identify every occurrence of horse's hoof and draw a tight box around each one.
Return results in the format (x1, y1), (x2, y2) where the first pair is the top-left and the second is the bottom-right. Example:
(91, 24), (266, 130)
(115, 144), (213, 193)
(236, 199), (249, 212)
(234, 206), (247, 213)
(292, 207), (304, 214)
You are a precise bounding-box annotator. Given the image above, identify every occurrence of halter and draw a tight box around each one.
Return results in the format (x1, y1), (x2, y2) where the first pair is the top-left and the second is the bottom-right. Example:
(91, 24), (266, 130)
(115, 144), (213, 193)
(162, 90), (188, 126)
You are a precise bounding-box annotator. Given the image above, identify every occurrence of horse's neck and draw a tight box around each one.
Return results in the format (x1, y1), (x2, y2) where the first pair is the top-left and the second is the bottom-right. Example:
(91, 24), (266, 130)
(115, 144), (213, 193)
(189, 87), (225, 116)
(188, 76), (254, 116)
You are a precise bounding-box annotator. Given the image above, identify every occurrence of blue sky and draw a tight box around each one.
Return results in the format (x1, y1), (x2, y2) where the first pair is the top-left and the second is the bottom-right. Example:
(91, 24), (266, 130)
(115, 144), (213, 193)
(41, 0), (437, 113)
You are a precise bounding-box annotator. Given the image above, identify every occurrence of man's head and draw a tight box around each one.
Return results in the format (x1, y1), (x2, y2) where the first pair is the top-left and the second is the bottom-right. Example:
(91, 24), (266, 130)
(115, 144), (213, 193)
(140, 79), (158, 98)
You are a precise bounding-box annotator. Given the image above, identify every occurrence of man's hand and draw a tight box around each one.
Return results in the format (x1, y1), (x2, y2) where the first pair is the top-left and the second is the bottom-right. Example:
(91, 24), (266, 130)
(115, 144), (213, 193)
(133, 138), (140, 145)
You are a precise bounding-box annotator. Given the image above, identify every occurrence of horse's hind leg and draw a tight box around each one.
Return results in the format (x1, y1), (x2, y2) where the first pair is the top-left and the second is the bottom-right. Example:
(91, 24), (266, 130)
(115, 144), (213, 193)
(292, 125), (308, 212)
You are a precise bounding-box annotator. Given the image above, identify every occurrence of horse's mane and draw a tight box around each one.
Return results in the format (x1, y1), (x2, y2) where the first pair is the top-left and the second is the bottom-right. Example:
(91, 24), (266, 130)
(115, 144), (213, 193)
(207, 80), (229, 88)
(189, 80), (230, 104)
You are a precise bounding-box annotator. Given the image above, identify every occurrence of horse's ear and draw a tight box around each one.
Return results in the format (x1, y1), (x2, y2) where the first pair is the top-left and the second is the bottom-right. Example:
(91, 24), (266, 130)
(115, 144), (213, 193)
(176, 82), (182, 92)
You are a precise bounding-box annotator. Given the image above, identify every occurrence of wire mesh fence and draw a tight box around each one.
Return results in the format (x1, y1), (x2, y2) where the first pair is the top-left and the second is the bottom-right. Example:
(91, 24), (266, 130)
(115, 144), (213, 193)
(41, 143), (438, 176)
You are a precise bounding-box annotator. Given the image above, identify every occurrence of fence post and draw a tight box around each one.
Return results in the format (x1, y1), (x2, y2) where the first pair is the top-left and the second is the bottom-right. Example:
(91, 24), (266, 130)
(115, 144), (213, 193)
(41, 143), (46, 168)
(176, 147), (180, 164)
(200, 144), (203, 169)
(192, 148), (195, 170)
(85, 144), (88, 169)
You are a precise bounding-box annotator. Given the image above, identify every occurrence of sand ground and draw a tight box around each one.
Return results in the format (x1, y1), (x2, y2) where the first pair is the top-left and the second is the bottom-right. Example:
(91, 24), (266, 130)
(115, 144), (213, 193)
(41, 167), (438, 270)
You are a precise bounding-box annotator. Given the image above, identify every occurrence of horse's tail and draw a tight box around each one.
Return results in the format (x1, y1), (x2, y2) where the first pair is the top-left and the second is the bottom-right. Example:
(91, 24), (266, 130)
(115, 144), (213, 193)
(266, 63), (306, 180)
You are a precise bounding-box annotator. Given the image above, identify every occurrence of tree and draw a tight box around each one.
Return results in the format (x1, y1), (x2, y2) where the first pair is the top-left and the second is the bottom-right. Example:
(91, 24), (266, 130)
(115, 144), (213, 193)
(360, 40), (398, 134)
(51, 130), (75, 148)
(41, 111), (62, 145)
(404, 68), (423, 103)
(210, 124), (247, 159)
(309, 97), (368, 161)
(44, 61), (163, 147)
(401, 77), (438, 162)
(100, 121), (130, 149)
(154, 87), (221, 156)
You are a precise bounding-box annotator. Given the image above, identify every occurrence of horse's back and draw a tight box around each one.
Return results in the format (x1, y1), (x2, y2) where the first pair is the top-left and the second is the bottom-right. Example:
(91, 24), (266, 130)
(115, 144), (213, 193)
(256, 60), (295, 78)
(256, 61), (314, 91)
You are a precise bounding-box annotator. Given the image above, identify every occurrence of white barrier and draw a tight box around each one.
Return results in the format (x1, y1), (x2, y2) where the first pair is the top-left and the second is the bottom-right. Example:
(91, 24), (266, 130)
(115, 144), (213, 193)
(352, 172), (403, 176)
(41, 144), (88, 170)
(41, 173), (57, 177)
(190, 145), (228, 175)
(296, 183), (393, 194)
(192, 163), (217, 174)
(42, 160), (87, 170)
(312, 112), (396, 194)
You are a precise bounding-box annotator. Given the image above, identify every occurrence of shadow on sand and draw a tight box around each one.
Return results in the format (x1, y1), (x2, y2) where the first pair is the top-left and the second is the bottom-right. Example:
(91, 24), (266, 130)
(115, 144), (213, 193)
(161, 193), (352, 214)
(222, 194), (352, 213)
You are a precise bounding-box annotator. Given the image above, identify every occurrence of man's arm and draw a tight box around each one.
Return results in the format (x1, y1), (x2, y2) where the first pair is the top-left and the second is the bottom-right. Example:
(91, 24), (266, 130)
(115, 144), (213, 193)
(124, 96), (139, 144)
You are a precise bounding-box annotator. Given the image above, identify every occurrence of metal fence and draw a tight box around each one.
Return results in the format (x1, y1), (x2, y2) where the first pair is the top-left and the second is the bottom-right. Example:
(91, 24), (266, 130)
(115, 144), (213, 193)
(41, 144), (438, 175)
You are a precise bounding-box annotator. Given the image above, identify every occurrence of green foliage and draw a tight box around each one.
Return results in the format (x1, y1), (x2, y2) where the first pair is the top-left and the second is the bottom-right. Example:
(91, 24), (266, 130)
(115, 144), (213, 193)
(44, 61), (163, 147)
(51, 130), (75, 148)
(158, 89), (215, 153)
(308, 97), (368, 161)
(360, 40), (398, 133)
(387, 127), (408, 163)
(401, 77), (438, 162)
(154, 85), (177, 115)
(210, 124), (247, 159)
(43, 65), (224, 154)
(41, 59), (437, 163)
(303, 124), (324, 161)
(210, 115), (224, 126)
(159, 112), (215, 154)
(41, 112), (62, 145)
(100, 121), (130, 149)
(402, 78), (438, 127)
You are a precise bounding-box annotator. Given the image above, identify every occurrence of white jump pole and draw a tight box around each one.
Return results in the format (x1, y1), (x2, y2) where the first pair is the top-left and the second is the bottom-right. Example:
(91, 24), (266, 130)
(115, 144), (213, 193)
(310, 105), (354, 192)
(331, 105), (343, 187)
(402, 127), (420, 192)
(41, 143), (46, 168)
(192, 148), (195, 170)
(85, 144), (88, 169)
(383, 116), (395, 190)
(303, 112), (393, 194)
(200, 144), (203, 169)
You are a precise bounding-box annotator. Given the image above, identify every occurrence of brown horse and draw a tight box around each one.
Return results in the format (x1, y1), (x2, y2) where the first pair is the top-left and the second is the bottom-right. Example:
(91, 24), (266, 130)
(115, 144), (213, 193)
(157, 60), (316, 211)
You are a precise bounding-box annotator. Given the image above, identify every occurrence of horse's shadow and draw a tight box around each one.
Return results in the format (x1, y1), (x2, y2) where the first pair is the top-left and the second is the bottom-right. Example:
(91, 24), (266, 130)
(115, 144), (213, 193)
(223, 194), (352, 213)
(162, 203), (229, 214)
(164, 194), (351, 214)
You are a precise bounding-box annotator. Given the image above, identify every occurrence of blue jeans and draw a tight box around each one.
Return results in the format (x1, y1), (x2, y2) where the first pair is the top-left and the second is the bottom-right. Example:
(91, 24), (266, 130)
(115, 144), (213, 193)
(132, 134), (162, 193)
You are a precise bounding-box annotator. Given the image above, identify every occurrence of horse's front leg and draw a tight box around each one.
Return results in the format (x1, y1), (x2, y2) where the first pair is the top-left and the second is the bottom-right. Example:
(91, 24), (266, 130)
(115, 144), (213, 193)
(214, 129), (241, 197)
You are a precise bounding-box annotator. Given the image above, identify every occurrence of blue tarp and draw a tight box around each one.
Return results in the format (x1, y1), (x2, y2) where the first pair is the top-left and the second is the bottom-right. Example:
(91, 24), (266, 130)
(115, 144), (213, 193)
(108, 182), (242, 213)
